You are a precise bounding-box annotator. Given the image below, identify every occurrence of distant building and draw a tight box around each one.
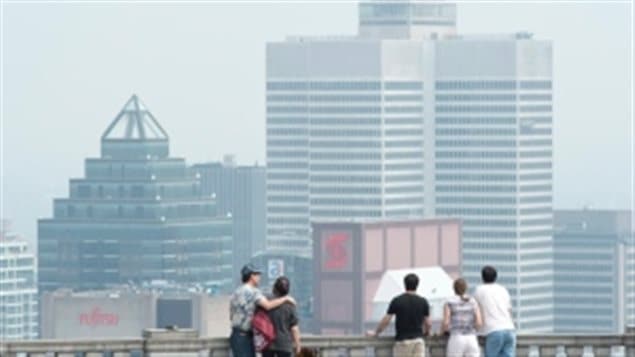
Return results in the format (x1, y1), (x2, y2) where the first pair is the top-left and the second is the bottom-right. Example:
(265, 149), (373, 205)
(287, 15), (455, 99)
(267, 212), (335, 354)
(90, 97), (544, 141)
(40, 281), (230, 339)
(38, 95), (233, 293)
(267, 0), (554, 331)
(192, 156), (266, 283)
(0, 222), (38, 340)
(311, 218), (461, 334)
(553, 209), (633, 333)
(250, 248), (313, 330)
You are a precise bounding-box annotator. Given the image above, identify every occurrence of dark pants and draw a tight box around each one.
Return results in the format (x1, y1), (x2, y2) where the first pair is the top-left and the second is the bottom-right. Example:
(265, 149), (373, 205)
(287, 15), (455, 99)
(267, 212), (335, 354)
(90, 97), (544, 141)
(262, 351), (292, 357)
(230, 328), (255, 357)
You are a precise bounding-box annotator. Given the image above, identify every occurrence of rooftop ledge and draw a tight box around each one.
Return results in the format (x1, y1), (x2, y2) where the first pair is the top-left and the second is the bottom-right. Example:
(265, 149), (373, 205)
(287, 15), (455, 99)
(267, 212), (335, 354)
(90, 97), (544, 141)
(1, 327), (634, 357)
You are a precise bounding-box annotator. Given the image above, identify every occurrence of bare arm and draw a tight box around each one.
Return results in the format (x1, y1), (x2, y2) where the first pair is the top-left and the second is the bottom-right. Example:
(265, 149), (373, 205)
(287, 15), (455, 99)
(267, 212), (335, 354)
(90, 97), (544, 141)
(367, 314), (393, 336)
(423, 316), (432, 336)
(291, 325), (301, 353)
(442, 303), (451, 333)
(473, 301), (483, 330)
(257, 295), (295, 311)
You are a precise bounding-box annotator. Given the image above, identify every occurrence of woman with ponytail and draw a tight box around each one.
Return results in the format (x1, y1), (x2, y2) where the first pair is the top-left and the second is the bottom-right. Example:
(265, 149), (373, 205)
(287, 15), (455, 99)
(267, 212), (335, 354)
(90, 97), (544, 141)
(442, 278), (483, 357)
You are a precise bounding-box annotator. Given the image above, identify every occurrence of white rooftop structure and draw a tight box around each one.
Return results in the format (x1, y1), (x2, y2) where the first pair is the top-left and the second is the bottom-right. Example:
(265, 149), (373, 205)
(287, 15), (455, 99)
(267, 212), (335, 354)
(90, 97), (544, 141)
(371, 266), (454, 321)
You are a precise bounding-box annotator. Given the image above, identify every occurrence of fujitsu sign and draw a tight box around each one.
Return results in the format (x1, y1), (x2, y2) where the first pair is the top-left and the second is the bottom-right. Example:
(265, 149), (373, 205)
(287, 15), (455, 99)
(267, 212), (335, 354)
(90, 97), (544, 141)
(79, 307), (120, 327)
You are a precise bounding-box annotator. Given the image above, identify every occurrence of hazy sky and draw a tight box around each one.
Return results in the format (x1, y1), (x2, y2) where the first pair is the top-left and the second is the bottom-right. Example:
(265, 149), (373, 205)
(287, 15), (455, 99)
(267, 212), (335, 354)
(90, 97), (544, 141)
(1, 1), (632, 243)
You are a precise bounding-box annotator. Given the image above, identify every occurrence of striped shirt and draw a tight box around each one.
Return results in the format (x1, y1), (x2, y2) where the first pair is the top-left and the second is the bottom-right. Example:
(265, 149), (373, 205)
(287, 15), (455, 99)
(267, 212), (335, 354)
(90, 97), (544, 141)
(446, 295), (478, 335)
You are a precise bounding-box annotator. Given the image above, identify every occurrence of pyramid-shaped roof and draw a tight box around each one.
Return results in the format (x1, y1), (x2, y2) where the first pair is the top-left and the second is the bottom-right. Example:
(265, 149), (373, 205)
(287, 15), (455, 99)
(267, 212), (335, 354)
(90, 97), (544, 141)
(101, 94), (169, 141)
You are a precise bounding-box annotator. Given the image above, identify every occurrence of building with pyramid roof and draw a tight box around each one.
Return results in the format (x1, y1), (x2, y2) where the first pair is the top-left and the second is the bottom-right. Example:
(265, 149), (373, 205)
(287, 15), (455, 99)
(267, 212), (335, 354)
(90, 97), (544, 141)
(38, 95), (233, 293)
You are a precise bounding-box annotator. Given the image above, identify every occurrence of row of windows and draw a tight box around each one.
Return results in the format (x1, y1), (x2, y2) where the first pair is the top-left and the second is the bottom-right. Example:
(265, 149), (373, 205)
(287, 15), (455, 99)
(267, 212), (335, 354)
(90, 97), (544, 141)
(439, 207), (517, 216)
(268, 195), (307, 203)
(385, 196), (423, 205)
(310, 164), (382, 171)
(310, 186), (381, 194)
(385, 185), (424, 194)
(310, 129), (382, 137)
(520, 128), (552, 137)
(267, 94), (382, 102)
(436, 117), (516, 125)
(519, 150), (552, 158)
(267, 150), (307, 158)
(312, 118), (382, 125)
(310, 141), (381, 148)
(385, 151), (423, 159)
(463, 240), (516, 249)
(267, 106), (382, 114)
(385, 106), (423, 113)
(267, 172), (308, 180)
(436, 151), (516, 159)
(437, 185), (516, 192)
(436, 81), (517, 90)
(436, 140), (516, 147)
(519, 162), (552, 170)
(311, 175), (381, 183)
(519, 173), (552, 181)
(386, 129), (423, 136)
(267, 162), (307, 170)
(268, 206), (309, 214)
(436, 105), (516, 113)
(519, 184), (552, 192)
(436, 173), (516, 181)
(520, 139), (552, 147)
(519, 229), (553, 238)
(437, 196), (516, 204)
(385, 95), (422, 101)
(436, 128), (516, 136)
(385, 163), (424, 171)
(267, 117), (308, 125)
(519, 105), (552, 112)
(312, 209), (382, 217)
(519, 94), (552, 101)
(267, 81), (381, 91)
(267, 139), (307, 147)
(310, 198), (382, 206)
(386, 118), (424, 125)
(436, 162), (516, 170)
(267, 184), (308, 191)
(310, 152), (382, 160)
(385, 140), (423, 148)
(386, 174), (424, 182)
(436, 94), (516, 102)
(521, 116), (552, 124)
(520, 218), (553, 226)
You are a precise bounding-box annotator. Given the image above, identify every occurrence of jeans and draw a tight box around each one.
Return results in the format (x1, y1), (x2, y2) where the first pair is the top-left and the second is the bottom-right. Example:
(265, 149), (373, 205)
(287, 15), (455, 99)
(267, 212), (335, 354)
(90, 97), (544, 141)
(485, 330), (516, 357)
(230, 328), (255, 357)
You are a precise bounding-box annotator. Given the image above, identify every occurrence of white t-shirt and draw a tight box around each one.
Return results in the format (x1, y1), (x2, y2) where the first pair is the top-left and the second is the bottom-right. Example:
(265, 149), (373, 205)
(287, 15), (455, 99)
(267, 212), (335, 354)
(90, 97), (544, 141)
(473, 283), (515, 335)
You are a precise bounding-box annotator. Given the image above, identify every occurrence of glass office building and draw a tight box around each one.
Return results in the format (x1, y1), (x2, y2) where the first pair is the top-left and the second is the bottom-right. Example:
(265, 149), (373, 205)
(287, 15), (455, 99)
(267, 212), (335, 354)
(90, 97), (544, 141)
(38, 95), (233, 293)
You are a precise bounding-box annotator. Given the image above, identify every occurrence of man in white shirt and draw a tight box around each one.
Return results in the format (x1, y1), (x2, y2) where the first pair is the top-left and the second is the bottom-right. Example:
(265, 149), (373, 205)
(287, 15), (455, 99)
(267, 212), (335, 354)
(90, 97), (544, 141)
(473, 266), (516, 357)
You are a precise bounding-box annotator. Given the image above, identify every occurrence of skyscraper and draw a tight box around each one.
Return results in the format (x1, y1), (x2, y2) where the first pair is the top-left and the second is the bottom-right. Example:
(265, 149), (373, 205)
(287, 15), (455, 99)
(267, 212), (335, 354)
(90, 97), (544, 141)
(266, 1), (553, 331)
(553, 209), (632, 333)
(0, 221), (38, 340)
(38, 95), (233, 293)
(192, 156), (266, 281)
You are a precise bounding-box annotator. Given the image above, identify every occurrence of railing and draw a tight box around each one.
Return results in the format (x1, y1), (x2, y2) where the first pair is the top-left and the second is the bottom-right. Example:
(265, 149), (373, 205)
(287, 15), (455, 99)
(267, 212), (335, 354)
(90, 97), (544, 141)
(1, 327), (634, 357)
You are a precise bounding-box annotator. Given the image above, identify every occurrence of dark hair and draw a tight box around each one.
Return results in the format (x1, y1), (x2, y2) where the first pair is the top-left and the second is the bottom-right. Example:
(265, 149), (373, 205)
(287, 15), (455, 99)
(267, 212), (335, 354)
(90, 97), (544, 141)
(241, 275), (250, 283)
(481, 266), (498, 283)
(273, 276), (290, 297)
(404, 273), (419, 291)
(453, 278), (469, 302)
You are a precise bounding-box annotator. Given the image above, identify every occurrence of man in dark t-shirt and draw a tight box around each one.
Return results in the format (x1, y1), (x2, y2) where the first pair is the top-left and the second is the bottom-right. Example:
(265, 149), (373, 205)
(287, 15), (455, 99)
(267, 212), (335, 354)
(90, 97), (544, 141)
(367, 273), (430, 357)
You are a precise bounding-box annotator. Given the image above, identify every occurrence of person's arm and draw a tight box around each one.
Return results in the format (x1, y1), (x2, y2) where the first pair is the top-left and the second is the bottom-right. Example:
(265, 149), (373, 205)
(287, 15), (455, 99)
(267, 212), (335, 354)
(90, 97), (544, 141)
(473, 299), (483, 330)
(367, 314), (393, 337)
(291, 325), (301, 354)
(441, 303), (451, 333)
(423, 316), (432, 336)
(257, 293), (296, 311)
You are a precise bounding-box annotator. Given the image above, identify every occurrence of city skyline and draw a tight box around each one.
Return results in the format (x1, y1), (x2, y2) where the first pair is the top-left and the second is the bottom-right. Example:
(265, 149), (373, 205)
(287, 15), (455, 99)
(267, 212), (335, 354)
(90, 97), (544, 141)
(2, 1), (633, 245)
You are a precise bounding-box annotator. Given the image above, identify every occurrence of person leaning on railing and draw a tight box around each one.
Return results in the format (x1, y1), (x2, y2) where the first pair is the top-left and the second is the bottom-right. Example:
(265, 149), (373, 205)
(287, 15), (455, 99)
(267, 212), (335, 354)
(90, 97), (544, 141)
(442, 278), (483, 357)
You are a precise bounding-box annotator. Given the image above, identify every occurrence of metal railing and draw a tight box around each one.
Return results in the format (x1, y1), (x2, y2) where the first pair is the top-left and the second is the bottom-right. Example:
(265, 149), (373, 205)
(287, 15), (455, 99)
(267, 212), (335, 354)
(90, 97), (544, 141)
(1, 327), (634, 357)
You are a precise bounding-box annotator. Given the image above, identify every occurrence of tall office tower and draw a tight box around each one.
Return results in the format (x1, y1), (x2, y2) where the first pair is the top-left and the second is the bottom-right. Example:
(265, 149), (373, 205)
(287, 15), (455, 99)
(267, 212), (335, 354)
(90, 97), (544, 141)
(553, 209), (632, 333)
(38, 95), (233, 293)
(266, 1), (553, 331)
(0, 222), (38, 340)
(191, 156), (266, 281)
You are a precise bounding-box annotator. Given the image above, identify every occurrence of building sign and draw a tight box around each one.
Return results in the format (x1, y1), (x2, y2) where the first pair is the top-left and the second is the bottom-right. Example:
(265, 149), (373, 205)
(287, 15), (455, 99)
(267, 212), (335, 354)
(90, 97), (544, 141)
(322, 231), (352, 271)
(79, 307), (120, 327)
(268, 259), (285, 279)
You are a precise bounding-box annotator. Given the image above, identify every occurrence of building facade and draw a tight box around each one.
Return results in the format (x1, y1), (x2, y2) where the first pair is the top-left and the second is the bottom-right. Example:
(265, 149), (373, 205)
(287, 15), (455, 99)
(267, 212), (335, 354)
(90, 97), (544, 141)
(0, 223), (39, 340)
(38, 95), (233, 294)
(553, 209), (633, 333)
(311, 218), (461, 335)
(192, 156), (266, 282)
(250, 249), (313, 330)
(40, 282), (230, 339)
(266, 0), (554, 331)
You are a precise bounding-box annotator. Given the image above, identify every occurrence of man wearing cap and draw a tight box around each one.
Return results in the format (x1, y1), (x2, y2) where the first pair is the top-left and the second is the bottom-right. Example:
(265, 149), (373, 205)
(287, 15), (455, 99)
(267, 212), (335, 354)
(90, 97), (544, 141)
(230, 264), (296, 357)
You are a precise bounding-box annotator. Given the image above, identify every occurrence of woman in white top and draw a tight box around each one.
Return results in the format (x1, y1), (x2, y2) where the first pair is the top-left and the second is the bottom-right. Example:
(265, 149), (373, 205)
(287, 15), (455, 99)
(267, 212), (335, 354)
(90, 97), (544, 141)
(442, 278), (483, 357)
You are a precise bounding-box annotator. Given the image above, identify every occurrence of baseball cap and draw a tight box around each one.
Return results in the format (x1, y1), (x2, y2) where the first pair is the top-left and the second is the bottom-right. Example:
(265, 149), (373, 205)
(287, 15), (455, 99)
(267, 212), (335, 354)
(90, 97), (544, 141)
(241, 264), (262, 281)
